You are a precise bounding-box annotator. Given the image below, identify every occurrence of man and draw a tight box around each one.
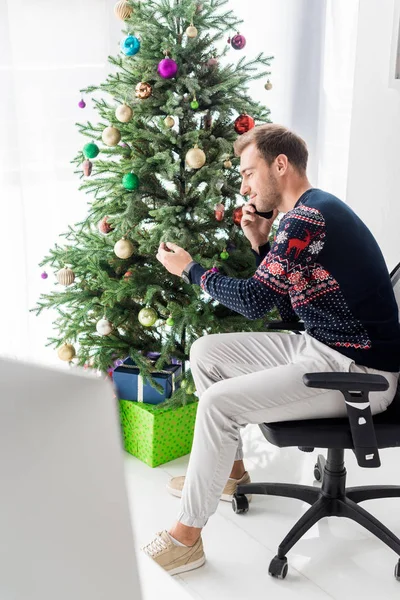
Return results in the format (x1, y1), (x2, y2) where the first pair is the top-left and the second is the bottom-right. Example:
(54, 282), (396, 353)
(142, 124), (400, 575)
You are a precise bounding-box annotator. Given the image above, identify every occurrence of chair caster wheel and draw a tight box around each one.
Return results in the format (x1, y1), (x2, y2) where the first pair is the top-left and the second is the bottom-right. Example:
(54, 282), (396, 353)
(269, 555), (288, 579)
(314, 454), (326, 483)
(314, 464), (322, 481)
(232, 493), (249, 514)
(394, 559), (400, 580)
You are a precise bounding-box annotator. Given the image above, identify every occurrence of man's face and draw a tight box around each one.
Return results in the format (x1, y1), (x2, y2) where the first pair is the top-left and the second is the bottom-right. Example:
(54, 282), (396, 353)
(239, 143), (282, 211)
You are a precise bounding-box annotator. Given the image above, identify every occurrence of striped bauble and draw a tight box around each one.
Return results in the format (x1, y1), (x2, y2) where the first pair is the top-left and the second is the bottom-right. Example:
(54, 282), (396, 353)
(114, 0), (133, 20)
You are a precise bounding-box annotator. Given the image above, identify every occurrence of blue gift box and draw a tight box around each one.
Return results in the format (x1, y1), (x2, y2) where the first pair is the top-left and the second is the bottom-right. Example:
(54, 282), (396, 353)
(113, 357), (182, 405)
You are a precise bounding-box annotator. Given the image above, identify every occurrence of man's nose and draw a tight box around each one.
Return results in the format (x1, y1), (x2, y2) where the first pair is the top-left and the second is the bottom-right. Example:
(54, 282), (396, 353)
(240, 180), (249, 196)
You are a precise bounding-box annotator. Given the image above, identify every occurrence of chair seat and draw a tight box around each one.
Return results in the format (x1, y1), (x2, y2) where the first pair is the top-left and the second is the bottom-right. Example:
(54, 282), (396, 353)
(260, 389), (400, 450)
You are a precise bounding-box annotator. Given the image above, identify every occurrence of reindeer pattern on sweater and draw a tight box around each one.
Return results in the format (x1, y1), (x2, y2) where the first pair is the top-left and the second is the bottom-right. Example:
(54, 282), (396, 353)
(253, 202), (372, 352)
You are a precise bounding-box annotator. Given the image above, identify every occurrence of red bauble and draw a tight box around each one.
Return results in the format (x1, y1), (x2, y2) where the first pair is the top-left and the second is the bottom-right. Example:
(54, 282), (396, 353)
(231, 33), (246, 50)
(233, 206), (243, 227)
(98, 216), (114, 234)
(234, 114), (255, 135)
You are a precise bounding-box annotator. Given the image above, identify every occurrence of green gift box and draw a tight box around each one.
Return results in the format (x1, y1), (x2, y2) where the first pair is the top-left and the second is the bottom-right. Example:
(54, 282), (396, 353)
(119, 399), (198, 467)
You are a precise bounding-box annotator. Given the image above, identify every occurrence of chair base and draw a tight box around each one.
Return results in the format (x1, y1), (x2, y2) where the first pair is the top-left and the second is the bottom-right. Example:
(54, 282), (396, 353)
(236, 448), (400, 574)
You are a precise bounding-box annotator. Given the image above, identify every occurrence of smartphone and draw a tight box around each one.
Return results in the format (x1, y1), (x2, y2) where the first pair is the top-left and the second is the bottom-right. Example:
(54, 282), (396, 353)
(253, 208), (274, 219)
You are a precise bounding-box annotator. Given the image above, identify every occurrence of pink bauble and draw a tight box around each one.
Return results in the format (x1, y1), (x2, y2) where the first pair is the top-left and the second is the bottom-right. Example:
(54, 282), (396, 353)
(206, 57), (218, 67)
(157, 58), (178, 79)
(83, 159), (92, 176)
(41, 271), (48, 279)
(78, 99), (86, 108)
(98, 216), (114, 234)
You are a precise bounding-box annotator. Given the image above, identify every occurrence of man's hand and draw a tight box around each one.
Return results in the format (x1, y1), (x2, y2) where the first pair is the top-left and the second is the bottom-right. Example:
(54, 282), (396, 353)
(156, 242), (194, 277)
(241, 202), (279, 252)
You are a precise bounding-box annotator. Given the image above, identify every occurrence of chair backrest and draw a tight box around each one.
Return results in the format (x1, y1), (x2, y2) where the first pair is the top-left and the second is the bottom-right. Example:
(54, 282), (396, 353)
(390, 262), (400, 318)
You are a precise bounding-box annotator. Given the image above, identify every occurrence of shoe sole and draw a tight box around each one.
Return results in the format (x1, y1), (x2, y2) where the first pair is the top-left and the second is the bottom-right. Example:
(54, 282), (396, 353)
(168, 554), (206, 576)
(166, 484), (252, 503)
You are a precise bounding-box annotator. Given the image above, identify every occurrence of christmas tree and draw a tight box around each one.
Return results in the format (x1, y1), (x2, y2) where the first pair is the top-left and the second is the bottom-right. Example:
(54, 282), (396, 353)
(33, 0), (275, 404)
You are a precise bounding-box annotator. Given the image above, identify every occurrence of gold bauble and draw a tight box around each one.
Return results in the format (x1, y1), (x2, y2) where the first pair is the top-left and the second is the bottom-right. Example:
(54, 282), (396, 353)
(114, 0), (133, 20)
(264, 80), (273, 90)
(57, 343), (76, 362)
(185, 145), (206, 169)
(164, 115), (175, 128)
(223, 159), (233, 169)
(56, 266), (75, 286)
(114, 237), (134, 259)
(186, 24), (198, 38)
(115, 103), (133, 123)
(102, 125), (121, 147)
(135, 82), (152, 99)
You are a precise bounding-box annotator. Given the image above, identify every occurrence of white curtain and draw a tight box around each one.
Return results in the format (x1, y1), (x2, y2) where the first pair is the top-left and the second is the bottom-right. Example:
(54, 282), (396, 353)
(0, 0), (359, 363)
(0, 0), (122, 363)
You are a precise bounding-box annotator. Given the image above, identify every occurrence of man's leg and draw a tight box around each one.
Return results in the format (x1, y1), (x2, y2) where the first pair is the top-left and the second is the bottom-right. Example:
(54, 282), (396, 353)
(171, 330), (309, 544)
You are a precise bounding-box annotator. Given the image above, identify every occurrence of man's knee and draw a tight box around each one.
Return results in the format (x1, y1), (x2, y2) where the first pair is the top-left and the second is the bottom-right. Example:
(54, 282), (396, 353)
(196, 380), (228, 413)
(190, 334), (219, 364)
(196, 384), (242, 443)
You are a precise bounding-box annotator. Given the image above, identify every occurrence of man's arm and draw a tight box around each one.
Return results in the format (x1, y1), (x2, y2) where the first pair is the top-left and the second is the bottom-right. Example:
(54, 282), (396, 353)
(187, 207), (326, 321)
(194, 265), (282, 320)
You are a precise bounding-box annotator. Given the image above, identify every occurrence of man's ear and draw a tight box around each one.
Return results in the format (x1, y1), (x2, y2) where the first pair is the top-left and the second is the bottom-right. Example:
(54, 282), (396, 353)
(275, 154), (288, 175)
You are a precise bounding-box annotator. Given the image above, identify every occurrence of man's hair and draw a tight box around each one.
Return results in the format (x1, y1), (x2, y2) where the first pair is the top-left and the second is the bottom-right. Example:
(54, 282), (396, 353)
(233, 123), (308, 175)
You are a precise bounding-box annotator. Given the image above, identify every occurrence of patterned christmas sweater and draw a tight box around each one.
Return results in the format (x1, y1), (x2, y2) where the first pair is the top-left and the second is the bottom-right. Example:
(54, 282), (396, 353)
(188, 188), (400, 372)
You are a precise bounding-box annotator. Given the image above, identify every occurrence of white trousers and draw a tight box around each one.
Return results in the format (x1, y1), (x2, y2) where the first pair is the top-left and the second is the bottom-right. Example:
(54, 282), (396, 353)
(177, 331), (399, 528)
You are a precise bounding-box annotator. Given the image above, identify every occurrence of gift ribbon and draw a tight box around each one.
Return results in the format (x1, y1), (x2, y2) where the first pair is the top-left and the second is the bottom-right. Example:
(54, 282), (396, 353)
(119, 366), (177, 402)
(138, 375), (144, 403)
(137, 372), (176, 402)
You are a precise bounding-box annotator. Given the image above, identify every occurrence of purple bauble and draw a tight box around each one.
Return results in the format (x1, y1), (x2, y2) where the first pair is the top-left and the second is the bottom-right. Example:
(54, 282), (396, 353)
(211, 267), (220, 273)
(78, 99), (86, 108)
(41, 271), (48, 279)
(157, 58), (178, 79)
(231, 34), (246, 50)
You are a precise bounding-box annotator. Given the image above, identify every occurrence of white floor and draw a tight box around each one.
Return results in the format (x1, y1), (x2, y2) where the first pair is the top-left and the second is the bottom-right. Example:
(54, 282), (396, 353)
(124, 424), (400, 600)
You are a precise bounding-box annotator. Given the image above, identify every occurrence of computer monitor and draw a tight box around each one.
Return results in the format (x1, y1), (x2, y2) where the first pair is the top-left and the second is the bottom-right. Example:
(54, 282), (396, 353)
(0, 357), (142, 600)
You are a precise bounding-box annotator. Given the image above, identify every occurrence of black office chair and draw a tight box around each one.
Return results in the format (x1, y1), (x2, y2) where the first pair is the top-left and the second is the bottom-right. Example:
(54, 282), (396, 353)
(233, 262), (400, 581)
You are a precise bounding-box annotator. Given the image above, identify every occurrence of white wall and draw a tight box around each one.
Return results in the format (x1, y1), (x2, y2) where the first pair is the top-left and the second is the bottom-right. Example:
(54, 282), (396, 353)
(347, 0), (400, 271)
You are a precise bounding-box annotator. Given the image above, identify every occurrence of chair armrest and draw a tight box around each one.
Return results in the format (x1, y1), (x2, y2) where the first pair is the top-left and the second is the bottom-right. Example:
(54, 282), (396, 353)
(303, 372), (389, 469)
(303, 372), (389, 392)
(265, 321), (305, 332)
